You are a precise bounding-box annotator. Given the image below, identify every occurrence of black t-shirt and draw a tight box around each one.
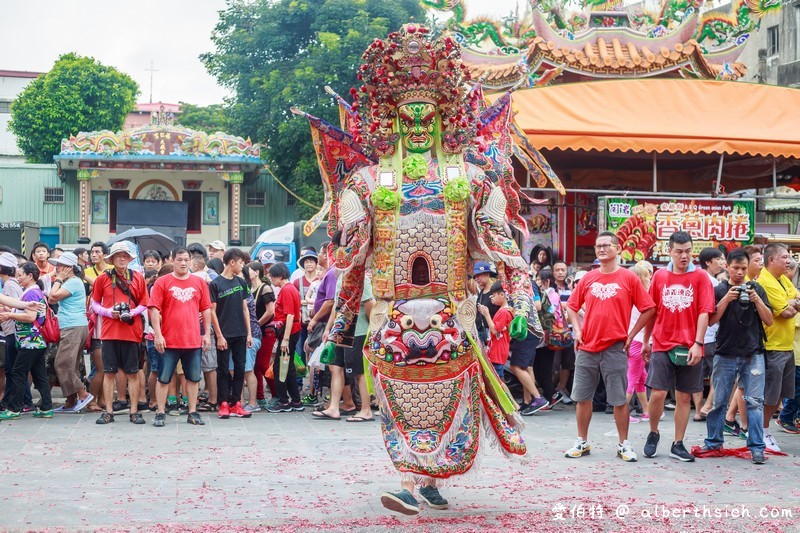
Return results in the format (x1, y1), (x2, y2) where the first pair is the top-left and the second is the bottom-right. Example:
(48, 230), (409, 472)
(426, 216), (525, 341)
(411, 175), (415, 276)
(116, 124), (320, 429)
(209, 275), (250, 338)
(476, 288), (500, 340)
(714, 280), (772, 357)
(254, 283), (276, 323)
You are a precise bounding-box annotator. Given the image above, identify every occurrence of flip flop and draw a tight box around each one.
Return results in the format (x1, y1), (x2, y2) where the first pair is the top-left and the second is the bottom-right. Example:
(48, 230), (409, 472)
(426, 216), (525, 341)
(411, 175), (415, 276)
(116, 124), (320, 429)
(311, 411), (340, 420)
(693, 415), (707, 422)
(346, 415), (374, 423)
(340, 408), (358, 416)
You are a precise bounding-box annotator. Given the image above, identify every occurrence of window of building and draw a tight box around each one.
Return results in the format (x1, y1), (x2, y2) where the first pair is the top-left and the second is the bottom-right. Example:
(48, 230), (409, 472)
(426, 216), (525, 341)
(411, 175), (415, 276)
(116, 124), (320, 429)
(768, 25), (780, 56)
(795, 6), (800, 60)
(246, 190), (266, 207)
(43, 187), (64, 204)
(109, 190), (130, 232)
(0, 101), (10, 113)
(286, 193), (297, 207)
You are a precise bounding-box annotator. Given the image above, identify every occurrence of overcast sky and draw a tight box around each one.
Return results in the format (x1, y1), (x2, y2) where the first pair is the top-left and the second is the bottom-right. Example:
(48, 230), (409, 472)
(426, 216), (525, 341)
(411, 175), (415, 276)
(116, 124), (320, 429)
(0, 0), (523, 106)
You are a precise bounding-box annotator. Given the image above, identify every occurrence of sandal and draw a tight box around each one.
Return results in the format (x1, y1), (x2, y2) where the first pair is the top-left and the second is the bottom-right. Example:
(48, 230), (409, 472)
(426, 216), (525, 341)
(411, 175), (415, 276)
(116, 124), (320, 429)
(197, 401), (217, 412)
(129, 412), (145, 424)
(95, 411), (114, 425)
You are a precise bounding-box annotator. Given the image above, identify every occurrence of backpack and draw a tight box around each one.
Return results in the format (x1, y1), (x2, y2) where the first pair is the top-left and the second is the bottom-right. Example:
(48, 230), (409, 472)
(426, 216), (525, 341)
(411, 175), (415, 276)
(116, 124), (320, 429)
(40, 303), (61, 344)
(542, 288), (573, 350)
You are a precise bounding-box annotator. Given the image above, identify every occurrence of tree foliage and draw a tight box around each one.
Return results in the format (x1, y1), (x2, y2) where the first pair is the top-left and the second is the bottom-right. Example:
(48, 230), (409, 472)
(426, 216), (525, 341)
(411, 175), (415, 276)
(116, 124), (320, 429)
(176, 102), (230, 133)
(202, 0), (426, 217)
(9, 53), (138, 164)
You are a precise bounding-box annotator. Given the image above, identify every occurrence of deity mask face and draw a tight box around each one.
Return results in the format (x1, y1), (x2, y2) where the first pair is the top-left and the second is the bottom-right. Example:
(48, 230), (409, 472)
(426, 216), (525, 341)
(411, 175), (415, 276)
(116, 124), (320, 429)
(398, 102), (437, 153)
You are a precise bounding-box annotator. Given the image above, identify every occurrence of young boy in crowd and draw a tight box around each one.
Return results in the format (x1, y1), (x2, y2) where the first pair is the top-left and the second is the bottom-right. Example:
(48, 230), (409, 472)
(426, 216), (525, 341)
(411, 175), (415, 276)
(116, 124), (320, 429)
(478, 281), (512, 379)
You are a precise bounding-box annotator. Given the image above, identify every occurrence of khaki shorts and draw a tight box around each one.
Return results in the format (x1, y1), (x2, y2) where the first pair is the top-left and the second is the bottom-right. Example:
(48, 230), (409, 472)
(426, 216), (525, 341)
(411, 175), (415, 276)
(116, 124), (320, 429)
(571, 341), (628, 406)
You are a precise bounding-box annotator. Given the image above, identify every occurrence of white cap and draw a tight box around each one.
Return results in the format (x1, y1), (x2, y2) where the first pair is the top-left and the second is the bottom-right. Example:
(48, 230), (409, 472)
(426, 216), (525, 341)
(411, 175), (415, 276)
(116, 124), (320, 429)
(207, 240), (226, 251)
(0, 252), (17, 269)
(48, 252), (79, 268)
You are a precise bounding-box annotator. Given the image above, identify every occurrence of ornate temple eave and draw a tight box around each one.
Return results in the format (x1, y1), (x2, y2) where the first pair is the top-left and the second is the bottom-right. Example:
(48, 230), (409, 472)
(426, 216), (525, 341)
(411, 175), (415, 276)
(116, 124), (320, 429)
(531, 6), (699, 50)
(54, 153), (263, 171)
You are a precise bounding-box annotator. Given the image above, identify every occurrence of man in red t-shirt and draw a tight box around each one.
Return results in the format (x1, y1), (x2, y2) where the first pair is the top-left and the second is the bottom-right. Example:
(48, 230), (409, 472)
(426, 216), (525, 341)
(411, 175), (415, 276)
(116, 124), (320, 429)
(148, 247), (212, 427)
(266, 262), (304, 412)
(566, 232), (655, 462)
(641, 231), (715, 462)
(90, 242), (149, 425)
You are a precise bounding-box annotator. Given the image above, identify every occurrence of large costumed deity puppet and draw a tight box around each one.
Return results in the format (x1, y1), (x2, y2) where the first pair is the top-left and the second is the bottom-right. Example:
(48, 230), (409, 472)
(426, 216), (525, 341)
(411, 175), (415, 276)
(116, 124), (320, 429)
(297, 23), (554, 515)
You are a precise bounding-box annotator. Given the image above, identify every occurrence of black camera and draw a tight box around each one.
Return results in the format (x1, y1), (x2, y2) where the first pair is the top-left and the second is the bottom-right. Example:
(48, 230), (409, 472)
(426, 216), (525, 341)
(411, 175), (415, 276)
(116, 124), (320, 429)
(736, 282), (753, 306)
(113, 302), (134, 324)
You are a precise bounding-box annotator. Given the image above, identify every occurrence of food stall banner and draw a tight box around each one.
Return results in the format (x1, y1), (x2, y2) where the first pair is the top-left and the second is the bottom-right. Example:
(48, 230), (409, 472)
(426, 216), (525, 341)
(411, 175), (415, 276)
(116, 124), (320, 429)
(600, 197), (755, 263)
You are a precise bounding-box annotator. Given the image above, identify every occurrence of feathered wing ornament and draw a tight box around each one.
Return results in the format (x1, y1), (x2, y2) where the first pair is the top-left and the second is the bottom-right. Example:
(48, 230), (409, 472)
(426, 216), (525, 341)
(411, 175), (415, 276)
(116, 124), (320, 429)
(469, 91), (530, 236)
(291, 108), (375, 237)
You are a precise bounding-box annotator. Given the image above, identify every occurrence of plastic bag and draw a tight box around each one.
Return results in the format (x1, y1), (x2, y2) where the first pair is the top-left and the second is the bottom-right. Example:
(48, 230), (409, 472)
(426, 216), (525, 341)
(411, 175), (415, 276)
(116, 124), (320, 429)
(294, 352), (308, 377)
(308, 343), (324, 370)
(279, 353), (290, 382)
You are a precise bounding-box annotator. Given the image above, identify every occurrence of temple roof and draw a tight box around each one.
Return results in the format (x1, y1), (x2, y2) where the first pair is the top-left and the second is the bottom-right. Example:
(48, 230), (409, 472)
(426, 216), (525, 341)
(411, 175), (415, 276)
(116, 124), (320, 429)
(461, 6), (747, 90)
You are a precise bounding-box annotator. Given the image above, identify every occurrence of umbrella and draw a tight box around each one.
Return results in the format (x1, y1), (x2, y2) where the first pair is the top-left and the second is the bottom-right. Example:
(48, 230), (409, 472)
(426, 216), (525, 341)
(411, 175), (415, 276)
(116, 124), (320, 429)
(106, 227), (176, 258)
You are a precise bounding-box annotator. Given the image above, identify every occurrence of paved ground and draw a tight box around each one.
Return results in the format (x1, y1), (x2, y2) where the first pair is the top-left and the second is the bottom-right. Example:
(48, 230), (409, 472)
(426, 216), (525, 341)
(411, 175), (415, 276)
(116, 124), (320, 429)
(1, 394), (799, 532)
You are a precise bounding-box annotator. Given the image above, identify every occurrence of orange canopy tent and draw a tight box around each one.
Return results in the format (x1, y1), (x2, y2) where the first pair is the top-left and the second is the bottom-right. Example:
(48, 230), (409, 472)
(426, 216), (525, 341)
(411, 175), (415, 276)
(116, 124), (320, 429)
(509, 78), (800, 159)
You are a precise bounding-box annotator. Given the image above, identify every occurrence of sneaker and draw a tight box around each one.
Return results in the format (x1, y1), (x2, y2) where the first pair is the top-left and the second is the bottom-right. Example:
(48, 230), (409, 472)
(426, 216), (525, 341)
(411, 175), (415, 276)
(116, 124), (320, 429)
(229, 402), (252, 418)
(539, 403), (552, 412)
(244, 403), (261, 414)
(738, 428), (749, 440)
(380, 489), (419, 516)
(266, 400), (292, 413)
(565, 438), (591, 458)
(33, 409), (53, 418)
(776, 418), (800, 434)
(629, 415), (640, 424)
(521, 397), (548, 416)
(664, 402), (676, 411)
(74, 393), (94, 412)
(551, 391), (565, 406)
(617, 440), (638, 462)
(301, 394), (319, 406)
(153, 413), (166, 427)
(669, 441), (695, 462)
(290, 401), (305, 412)
(418, 485), (449, 510)
(21, 405), (35, 414)
(165, 401), (179, 414)
(137, 401), (149, 413)
(0, 409), (21, 421)
(642, 412), (665, 421)
(557, 389), (573, 405)
(644, 431), (660, 458)
(605, 405), (614, 414)
(751, 449), (767, 464)
(723, 419), (741, 436)
(129, 412), (145, 425)
(95, 411), (114, 424)
(257, 399), (269, 408)
(764, 433), (781, 452)
(218, 401), (231, 419)
(187, 412), (205, 425)
(112, 400), (130, 414)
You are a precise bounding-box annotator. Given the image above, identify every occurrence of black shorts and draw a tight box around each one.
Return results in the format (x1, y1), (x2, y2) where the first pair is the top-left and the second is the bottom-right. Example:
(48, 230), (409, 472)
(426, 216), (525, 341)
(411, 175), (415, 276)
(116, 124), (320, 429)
(102, 340), (140, 374)
(343, 335), (366, 376)
(90, 339), (102, 352)
(331, 346), (346, 368)
(509, 333), (538, 368)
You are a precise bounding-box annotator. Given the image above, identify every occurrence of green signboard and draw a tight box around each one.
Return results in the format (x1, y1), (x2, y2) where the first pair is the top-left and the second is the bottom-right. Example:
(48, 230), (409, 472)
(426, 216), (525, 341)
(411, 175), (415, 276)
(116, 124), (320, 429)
(601, 197), (756, 263)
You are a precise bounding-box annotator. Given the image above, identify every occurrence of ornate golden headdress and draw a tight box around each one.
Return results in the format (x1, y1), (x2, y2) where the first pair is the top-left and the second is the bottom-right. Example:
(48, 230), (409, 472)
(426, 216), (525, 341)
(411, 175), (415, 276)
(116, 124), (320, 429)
(350, 23), (479, 157)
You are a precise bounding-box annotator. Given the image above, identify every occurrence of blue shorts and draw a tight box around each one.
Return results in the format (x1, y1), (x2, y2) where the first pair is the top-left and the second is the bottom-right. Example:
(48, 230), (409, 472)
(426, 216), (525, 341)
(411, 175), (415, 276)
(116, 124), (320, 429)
(493, 363), (505, 380)
(159, 348), (202, 383)
(146, 340), (161, 374)
(230, 337), (261, 372)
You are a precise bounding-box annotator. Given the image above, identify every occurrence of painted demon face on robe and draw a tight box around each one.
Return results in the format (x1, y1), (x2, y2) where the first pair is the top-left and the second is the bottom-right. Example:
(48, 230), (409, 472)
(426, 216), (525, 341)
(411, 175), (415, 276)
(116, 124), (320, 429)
(398, 102), (437, 154)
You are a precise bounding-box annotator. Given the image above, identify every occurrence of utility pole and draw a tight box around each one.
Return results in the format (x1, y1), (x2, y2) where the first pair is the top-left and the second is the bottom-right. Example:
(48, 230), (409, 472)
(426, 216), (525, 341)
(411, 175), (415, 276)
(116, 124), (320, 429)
(145, 60), (159, 103)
